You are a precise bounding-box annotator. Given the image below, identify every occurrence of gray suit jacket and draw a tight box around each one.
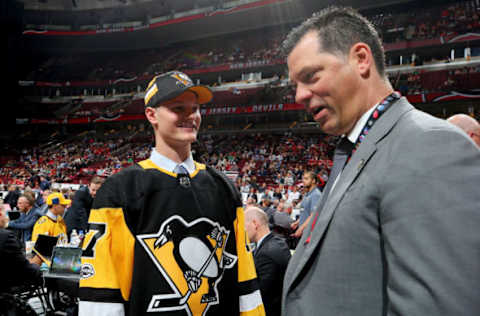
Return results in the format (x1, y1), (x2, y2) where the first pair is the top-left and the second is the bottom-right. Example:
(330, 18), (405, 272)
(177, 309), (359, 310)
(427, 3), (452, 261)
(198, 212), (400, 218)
(282, 98), (480, 316)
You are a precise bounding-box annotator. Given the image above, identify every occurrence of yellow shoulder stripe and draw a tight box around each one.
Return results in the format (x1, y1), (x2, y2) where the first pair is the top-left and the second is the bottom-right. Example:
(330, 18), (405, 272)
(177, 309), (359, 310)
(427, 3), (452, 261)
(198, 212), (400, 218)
(138, 159), (206, 178)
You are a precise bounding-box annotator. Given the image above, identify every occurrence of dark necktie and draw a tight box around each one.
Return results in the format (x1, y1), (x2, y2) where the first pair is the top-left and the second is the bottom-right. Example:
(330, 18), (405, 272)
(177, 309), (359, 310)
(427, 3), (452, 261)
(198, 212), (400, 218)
(305, 137), (354, 244)
(174, 164), (189, 175)
(321, 137), (355, 201)
(252, 243), (258, 256)
(175, 165), (190, 188)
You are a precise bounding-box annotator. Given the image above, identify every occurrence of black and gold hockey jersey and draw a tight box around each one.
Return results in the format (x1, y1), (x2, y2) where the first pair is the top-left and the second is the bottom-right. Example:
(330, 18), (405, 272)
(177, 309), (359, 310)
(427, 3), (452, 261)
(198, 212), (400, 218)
(79, 159), (265, 316)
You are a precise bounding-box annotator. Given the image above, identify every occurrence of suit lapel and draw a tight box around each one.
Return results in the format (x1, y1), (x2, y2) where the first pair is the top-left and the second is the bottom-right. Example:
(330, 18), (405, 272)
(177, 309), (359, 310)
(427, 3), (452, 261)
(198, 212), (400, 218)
(284, 98), (414, 292)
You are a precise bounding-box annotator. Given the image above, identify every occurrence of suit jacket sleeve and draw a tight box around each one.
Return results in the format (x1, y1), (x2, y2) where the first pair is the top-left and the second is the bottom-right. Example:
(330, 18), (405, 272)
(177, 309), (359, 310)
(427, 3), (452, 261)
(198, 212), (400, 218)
(8, 211), (41, 230)
(0, 229), (42, 289)
(76, 188), (92, 232)
(66, 187), (92, 233)
(378, 127), (480, 315)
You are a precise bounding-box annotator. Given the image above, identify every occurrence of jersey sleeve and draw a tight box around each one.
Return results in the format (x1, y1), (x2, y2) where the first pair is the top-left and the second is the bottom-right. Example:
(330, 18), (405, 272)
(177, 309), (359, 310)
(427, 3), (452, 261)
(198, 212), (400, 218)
(234, 206), (266, 316)
(78, 180), (136, 315)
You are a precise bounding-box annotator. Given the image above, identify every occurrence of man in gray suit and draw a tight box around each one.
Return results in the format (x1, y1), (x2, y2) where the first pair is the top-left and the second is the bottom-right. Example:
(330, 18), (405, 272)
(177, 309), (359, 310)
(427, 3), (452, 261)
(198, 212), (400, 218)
(281, 6), (480, 316)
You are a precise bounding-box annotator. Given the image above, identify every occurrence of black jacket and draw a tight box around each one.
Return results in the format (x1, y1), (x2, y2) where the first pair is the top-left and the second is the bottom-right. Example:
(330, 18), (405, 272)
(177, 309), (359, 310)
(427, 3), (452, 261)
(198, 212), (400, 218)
(0, 229), (42, 293)
(253, 233), (291, 316)
(64, 185), (93, 235)
(4, 189), (20, 210)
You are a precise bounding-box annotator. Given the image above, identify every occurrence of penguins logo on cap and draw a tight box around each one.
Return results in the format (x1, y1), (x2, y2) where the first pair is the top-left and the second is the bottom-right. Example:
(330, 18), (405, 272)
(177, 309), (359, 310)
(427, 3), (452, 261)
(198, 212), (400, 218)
(171, 72), (193, 88)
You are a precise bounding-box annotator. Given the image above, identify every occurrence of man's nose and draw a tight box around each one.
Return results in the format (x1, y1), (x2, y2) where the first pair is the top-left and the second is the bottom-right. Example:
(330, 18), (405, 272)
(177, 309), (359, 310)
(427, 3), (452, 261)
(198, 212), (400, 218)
(295, 84), (312, 106)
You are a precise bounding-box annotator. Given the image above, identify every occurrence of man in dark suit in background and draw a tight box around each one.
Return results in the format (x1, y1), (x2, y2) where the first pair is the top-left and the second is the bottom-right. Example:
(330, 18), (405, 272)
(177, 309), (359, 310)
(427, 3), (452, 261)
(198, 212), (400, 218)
(281, 6), (480, 316)
(64, 176), (103, 236)
(245, 206), (291, 316)
(0, 204), (41, 293)
(4, 184), (20, 211)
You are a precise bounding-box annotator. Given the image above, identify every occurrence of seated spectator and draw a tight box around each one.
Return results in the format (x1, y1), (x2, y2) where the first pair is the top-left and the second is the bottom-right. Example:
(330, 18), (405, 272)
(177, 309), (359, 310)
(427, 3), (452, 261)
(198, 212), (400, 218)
(244, 206), (291, 316)
(5, 194), (43, 243)
(3, 185), (20, 211)
(36, 189), (51, 215)
(31, 192), (70, 243)
(246, 187), (259, 204)
(0, 204), (42, 293)
(30, 192), (70, 265)
(39, 175), (51, 191)
(272, 186), (284, 201)
(286, 185), (301, 204)
(447, 113), (480, 147)
(260, 198), (276, 223)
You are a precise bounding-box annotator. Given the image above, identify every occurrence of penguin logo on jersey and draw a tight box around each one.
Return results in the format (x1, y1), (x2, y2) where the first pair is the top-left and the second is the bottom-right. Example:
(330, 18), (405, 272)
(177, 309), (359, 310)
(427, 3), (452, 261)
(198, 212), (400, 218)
(137, 215), (237, 316)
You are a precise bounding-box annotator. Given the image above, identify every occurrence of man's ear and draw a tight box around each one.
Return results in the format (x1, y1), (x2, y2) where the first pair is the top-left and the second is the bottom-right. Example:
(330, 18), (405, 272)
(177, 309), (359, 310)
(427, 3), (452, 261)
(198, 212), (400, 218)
(349, 42), (373, 78)
(145, 106), (158, 125)
(252, 218), (259, 230)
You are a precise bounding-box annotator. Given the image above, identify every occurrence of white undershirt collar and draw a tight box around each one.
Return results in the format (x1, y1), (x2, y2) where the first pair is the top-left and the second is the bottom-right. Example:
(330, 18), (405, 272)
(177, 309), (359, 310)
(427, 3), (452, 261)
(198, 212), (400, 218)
(150, 149), (196, 175)
(346, 104), (377, 144)
(46, 210), (58, 221)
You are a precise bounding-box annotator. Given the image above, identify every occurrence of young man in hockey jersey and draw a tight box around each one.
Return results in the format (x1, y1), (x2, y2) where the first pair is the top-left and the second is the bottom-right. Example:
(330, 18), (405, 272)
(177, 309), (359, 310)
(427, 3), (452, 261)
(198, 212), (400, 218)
(29, 192), (70, 265)
(79, 71), (265, 316)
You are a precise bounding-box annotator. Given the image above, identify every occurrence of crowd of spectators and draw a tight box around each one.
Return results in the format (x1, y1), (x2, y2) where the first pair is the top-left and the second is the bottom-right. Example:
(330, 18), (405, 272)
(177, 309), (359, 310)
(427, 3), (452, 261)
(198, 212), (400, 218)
(22, 1), (480, 86)
(1, 131), (337, 212)
(375, 0), (480, 43)
(392, 65), (480, 95)
(0, 126), (152, 188)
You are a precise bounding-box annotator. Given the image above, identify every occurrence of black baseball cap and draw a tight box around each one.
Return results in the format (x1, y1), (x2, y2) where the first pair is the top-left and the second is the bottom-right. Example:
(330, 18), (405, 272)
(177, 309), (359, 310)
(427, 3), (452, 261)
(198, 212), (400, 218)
(144, 71), (213, 107)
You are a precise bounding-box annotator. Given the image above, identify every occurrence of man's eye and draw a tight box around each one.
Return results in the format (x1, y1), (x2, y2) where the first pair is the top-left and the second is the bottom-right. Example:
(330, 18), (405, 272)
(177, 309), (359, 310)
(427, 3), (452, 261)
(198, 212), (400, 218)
(304, 72), (315, 82)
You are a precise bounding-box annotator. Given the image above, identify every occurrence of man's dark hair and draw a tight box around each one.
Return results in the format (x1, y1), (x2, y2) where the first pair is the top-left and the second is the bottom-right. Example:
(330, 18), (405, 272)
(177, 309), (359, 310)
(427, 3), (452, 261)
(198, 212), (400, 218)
(281, 6), (386, 77)
(90, 176), (104, 185)
(262, 198), (272, 207)
(303, 171), (317, 183)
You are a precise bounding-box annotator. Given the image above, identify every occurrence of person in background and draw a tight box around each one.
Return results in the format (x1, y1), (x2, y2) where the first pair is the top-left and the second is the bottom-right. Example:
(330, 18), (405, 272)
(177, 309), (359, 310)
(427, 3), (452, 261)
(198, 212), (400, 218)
(0, 204), (42, 292)
(39, 175), (51, 191)
(4, 184), (20, 211)
(5, 194), (43, 243)
(30, 192), (70, 265)
(245, 206), (290, 316)
(31, 192), (69, 243)
(447, 113), (480, 147)
(64, 176), (103, 236)
(289, 171), (321, 238)
(37, 189), (51, 215)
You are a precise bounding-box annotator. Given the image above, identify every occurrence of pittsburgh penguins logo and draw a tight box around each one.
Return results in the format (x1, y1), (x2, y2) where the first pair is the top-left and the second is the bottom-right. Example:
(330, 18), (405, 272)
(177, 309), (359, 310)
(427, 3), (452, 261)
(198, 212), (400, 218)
(137, 215), (237, 315)
(171, 72), (193, 88)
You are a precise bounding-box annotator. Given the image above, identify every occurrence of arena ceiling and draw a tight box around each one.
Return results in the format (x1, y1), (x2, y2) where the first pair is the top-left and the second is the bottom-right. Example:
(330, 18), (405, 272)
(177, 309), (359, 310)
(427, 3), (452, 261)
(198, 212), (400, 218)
(20, 0), (415, 53)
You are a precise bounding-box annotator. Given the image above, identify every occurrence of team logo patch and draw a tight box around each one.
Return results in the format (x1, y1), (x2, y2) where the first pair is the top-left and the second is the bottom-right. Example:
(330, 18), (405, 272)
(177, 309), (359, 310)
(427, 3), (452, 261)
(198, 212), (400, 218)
(36, 217), (47, 225)
(171, 72), (193, 88)
(137, 215), (237, 315)
(80, 263), (95, 279)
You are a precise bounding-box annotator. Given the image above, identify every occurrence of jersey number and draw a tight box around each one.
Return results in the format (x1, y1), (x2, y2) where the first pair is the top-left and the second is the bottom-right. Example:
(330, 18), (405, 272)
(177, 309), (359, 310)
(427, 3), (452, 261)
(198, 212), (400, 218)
(82, 223), (106, 258)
